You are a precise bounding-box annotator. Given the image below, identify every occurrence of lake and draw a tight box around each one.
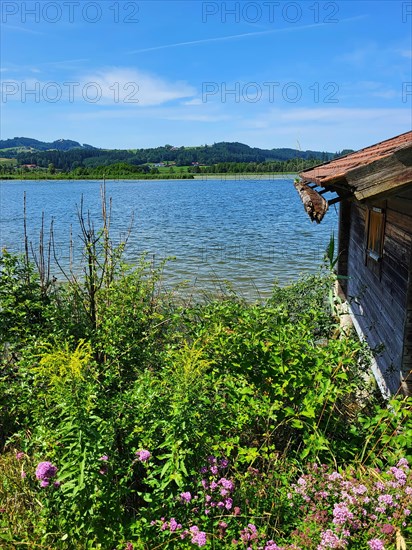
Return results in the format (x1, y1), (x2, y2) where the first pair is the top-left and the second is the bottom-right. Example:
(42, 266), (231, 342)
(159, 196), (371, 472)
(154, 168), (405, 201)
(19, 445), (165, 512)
(0, 177), (338, 300)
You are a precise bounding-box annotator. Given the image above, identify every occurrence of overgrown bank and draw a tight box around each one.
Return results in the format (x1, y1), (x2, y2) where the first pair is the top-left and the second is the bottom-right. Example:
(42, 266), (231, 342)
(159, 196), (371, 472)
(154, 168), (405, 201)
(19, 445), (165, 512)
(0, 198), (411, 549)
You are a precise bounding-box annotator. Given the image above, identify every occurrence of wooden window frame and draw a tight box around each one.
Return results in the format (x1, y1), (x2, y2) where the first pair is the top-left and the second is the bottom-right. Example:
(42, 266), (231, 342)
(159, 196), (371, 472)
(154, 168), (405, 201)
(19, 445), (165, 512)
(365, 205), (386, 264)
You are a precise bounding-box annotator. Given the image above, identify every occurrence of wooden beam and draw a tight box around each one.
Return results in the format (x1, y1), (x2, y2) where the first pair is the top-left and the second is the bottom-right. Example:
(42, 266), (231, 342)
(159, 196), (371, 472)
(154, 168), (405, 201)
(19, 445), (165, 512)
(345, 150), (412, 200)
(328, 193), (352, 206)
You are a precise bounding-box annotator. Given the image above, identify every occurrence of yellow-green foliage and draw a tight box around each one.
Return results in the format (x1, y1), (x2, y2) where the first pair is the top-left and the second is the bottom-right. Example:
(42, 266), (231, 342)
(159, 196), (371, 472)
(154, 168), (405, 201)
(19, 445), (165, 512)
(30, 339), (93, 387)
(167, 340), (210, 391)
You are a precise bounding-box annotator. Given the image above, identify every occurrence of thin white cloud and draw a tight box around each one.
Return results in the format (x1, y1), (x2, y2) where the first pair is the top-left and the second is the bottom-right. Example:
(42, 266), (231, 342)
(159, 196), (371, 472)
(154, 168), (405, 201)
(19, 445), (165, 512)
(0, 59), (89, 77)
(2, 24), (43, 35)
(336, 43), (377, 66)
(344, 80), (399, 100)
(43, 59), (90, 68)
(232, 108), (411, 150)
(66, 103), (232, 123)
(128, 17), (365, 54)
(182, 98), (203, 106)
(1, 68), (197, 107)
(337, 42), (412, 67)
(80, 68), (196, 106)
(241, 107), (410, 128)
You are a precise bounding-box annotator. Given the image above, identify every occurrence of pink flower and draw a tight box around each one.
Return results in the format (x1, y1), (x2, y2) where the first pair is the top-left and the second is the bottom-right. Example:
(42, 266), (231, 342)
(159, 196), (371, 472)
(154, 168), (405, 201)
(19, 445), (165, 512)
(16, 452), (25, 460)
(219, 477), (234, 491)
(36, 461), (58, 481)
(225, 497), (233, 510)
(190, 526), (207, 547)
(36, 461), (58, 487)
(378, 494), (394, 507)
(265, 543), (283, 550)
(169, 518), (181, 532)
(136, 449), (151, 462)
(318, 529), (347, 549)
(368, 540), (385, 550)
(332, 502), (353, 525)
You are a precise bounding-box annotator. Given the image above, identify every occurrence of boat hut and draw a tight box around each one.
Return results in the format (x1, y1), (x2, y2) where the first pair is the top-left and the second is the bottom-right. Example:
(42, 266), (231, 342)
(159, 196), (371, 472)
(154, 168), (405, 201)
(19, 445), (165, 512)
(295, 131), (412, 397)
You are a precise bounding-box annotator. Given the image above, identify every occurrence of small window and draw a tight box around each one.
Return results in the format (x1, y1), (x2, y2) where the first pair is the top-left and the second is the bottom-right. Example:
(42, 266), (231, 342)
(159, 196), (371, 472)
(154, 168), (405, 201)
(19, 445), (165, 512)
(366, 207), (385, 261)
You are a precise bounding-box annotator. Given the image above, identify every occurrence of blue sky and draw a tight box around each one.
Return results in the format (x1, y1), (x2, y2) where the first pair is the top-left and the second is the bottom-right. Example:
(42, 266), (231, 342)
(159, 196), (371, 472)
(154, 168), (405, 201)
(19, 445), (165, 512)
(1, 0), (411, 151)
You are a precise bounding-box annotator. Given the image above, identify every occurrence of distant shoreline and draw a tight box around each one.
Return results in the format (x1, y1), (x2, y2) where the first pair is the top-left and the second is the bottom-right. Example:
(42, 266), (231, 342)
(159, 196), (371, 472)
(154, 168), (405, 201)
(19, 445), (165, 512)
(0, 172), (297, 182)
(192, 173), (297, 180)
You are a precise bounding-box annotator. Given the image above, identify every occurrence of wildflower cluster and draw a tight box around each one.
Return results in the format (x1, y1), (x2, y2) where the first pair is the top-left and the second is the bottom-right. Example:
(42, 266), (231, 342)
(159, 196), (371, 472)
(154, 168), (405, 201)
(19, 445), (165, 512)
(135, 449), (151, 463)
(35, 461), (60, 488)
(150, 456), (231, 547)
(150, 457), (286, 549)
(153, 515), (207, 547)
(286, 459), (412, 548)
(200, 456), (234, 515)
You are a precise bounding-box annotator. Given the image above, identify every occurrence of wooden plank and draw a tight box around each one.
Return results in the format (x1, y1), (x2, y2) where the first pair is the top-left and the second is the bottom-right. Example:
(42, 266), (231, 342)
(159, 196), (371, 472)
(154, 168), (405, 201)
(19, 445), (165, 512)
(386, 208), (412, 235)
(347, 258), (406, 326)
(345, 153), (412, 200)
(348, 202), (366, 246)
(382, 250), (409, 282)
(401, 251), (412, 395)
(380, 269), (408, 310)
(337, 201), (351, 292)
(389, 195), (412, 216)
(384, 224), (412, 263)
(347, 239), (407, 316)
(350, 300), (404, 395)
(347, 251), (407, 322)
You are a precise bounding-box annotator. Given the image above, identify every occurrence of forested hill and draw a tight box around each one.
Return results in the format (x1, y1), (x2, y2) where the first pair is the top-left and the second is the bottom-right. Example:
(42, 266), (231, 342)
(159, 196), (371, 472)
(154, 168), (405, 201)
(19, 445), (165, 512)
(0, 138), (352, 172)
(0, 137), (96, 152)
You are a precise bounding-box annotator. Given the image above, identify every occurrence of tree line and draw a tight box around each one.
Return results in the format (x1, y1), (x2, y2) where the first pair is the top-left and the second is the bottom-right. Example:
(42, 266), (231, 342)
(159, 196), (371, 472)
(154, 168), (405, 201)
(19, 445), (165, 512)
(1, 157), (329, 179)
(0, 141), (351, 172)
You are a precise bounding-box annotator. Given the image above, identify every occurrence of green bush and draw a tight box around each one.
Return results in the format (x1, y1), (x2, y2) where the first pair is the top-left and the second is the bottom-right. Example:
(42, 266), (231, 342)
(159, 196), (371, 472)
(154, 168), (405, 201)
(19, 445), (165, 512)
(1, 202), (410, 548)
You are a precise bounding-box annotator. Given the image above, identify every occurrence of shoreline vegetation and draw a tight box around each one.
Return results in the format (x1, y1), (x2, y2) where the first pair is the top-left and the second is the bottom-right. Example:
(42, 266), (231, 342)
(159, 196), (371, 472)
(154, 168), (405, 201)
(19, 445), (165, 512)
(0, 152), (328, 180)
(0, 172), (297, 181)
(1, 188), (411, 549)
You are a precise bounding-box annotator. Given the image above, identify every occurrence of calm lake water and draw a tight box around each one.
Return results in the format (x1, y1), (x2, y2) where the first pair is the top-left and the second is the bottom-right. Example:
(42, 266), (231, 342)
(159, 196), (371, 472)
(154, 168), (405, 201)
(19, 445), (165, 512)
(0, 178), (338, 300)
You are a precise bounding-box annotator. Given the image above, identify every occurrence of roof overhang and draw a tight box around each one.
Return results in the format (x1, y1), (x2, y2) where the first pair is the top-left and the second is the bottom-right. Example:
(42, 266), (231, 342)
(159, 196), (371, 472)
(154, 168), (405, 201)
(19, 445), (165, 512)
(295, 133), (412, 222)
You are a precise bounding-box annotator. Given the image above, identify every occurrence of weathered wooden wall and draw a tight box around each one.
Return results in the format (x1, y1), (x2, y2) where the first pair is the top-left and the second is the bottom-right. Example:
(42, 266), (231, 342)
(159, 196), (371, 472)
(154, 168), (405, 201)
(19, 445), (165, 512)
(401, 188), (412, 394)
(343, 186), (412, 395)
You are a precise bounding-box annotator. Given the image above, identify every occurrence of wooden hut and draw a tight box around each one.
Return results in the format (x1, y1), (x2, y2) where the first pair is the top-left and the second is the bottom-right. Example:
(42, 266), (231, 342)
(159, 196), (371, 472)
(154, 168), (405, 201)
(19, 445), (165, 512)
(296, 131), (412, 396)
